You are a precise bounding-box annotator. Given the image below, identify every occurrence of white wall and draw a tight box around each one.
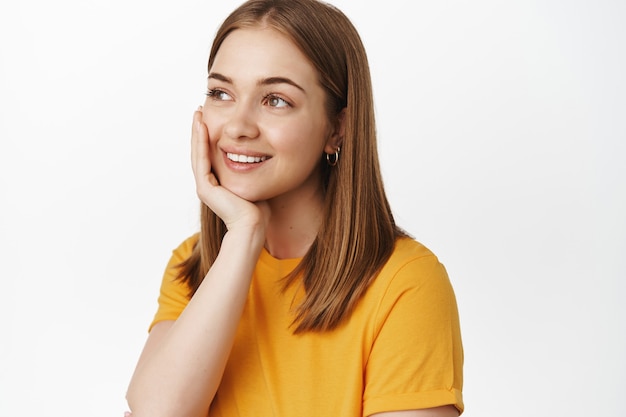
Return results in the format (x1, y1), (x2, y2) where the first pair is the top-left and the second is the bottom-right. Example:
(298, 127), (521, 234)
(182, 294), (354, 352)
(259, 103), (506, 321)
(0, 0), (623, 415)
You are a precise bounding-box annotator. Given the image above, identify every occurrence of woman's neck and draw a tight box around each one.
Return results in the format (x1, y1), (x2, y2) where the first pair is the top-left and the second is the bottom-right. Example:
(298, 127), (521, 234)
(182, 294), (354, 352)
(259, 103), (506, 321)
(263, 185), (324, 260)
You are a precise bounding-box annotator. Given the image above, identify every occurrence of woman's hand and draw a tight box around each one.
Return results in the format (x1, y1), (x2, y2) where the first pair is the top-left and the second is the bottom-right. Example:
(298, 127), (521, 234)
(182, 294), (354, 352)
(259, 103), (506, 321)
(191, 107), (269, 234)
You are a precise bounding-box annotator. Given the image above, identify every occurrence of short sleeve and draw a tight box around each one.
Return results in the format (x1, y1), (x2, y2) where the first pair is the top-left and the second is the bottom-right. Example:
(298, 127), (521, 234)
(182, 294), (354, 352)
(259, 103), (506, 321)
(363, 255), (464, 415)
(148, 234), (199, 332)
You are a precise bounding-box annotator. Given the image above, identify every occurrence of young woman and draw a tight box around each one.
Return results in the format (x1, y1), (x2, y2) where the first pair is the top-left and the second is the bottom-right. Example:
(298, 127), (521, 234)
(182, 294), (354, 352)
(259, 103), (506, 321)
(126, 1), (464, 416)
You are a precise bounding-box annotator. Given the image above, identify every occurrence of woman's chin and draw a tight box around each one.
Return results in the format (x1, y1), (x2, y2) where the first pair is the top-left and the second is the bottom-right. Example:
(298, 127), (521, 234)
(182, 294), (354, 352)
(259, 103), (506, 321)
(222, 183), (265, 203)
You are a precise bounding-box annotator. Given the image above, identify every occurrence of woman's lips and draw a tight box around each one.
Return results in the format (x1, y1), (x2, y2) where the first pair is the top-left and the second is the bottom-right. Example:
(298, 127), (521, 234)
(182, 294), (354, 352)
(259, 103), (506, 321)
(226, 152), (269, 163)
(222, 150), (271, 171)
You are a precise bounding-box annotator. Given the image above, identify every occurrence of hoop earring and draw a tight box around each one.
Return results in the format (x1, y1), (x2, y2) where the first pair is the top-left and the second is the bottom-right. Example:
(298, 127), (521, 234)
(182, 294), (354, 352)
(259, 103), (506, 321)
(326, 147), (340, 166)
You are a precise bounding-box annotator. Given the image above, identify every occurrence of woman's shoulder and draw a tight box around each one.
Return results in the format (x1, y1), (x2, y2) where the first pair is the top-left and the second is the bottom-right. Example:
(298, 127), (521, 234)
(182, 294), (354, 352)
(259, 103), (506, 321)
(170, 232), (200, 259)
(354, 236), (457, 339)
(372, 236), (450, 294)
(386, 236), (441, 269)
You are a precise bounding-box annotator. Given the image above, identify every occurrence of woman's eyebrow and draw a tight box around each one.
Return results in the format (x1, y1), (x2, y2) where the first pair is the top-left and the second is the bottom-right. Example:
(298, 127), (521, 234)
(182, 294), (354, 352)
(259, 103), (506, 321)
(208, 72), (305, 93)
(258, 77), (305, 93)
(208, 72), (232, 83)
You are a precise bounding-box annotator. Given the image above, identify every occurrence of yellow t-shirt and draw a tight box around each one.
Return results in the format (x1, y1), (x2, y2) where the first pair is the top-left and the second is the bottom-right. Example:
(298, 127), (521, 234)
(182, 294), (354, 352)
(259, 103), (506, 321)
(152, 234), (464, 416)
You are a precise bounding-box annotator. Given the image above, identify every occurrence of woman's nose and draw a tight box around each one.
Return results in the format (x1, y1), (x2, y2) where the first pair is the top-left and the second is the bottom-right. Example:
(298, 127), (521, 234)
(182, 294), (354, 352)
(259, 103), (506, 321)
(223, 102), (260, 140)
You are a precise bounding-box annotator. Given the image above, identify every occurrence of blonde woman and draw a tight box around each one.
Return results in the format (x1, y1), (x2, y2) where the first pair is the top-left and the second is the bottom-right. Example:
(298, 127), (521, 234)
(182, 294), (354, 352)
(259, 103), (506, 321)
(126, 1), (463, 416)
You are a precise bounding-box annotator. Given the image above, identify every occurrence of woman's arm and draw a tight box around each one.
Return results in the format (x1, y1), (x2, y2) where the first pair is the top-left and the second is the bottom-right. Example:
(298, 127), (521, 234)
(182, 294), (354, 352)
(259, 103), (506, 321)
(126, 228), (264, 417)
(125, 108), (268, 417)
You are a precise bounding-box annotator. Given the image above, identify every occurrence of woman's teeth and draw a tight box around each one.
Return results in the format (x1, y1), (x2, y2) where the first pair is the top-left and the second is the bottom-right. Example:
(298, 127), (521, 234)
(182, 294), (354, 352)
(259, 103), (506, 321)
(227, 152), (268, 163)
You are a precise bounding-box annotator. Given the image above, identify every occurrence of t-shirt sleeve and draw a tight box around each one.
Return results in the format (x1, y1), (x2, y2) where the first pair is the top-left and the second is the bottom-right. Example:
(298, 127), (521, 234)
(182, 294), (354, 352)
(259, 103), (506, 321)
(148, 234), (199, 332)
(363, 255), (464, 416)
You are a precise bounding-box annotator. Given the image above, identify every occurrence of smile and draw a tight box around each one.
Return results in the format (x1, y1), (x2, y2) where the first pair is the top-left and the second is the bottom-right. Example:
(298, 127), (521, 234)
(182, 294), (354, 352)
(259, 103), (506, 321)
(226, 152), (269, 164)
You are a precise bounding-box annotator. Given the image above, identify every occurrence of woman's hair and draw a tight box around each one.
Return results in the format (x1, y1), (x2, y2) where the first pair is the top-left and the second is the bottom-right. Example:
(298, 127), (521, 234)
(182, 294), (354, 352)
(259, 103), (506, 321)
(178, 0), (405, 332)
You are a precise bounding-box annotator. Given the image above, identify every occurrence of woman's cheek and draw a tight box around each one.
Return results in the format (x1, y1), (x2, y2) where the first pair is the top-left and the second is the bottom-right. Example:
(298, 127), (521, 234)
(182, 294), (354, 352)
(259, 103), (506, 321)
(203, 116), (218, 145)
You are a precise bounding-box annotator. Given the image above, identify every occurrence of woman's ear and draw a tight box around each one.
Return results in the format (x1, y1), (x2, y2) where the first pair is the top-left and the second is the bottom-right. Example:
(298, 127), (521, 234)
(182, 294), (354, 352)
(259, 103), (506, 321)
(324, 108), (346, 153)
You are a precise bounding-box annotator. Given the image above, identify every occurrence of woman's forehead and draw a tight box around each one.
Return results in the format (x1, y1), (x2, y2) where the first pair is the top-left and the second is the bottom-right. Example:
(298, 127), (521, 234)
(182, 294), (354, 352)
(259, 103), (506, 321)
(211, 28), (317, 82)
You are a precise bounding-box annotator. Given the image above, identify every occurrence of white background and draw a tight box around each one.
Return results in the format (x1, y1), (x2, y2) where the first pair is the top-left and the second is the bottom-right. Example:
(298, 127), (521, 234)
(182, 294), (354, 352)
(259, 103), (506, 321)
(1, 0), (624, 416)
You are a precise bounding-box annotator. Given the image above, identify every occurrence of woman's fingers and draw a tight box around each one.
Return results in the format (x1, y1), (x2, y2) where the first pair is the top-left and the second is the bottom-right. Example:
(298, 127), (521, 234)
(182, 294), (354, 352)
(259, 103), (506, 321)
(191, 107), (222, 200)
(191, 106), (214, 189)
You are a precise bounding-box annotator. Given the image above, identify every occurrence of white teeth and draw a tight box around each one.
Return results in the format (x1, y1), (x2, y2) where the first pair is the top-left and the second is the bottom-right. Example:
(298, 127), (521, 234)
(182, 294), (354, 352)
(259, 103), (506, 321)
(227, 152), (268, 163)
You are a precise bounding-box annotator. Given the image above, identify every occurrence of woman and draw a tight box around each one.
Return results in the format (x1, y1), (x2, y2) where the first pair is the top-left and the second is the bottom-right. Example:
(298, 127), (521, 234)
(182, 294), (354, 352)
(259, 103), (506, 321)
(126, 0), (463, 416)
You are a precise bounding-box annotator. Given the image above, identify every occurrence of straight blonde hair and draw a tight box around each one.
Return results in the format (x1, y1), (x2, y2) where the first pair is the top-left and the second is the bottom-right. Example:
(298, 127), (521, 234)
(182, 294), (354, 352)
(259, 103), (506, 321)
(178, 0), (405, 332)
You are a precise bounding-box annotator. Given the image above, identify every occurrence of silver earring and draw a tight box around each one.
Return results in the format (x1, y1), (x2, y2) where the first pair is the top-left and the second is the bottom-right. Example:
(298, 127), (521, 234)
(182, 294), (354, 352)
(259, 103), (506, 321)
(326, 147), (340, 166)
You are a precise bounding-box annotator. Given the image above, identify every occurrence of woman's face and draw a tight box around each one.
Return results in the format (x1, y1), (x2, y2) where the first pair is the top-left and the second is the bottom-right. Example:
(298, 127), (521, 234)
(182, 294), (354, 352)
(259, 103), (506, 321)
(203, 27), (338, 203)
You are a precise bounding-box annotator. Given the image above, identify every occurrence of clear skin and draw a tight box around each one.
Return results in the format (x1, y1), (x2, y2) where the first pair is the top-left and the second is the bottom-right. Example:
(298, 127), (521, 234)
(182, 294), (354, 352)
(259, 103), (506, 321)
(125, 27), (458, 417)
(202, 26), (342, 259)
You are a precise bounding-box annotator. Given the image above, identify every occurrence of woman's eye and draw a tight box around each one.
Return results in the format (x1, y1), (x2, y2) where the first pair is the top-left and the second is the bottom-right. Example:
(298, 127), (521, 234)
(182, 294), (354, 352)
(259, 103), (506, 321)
(265, 95), (290, 108)
(206, 89), (232, 101)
